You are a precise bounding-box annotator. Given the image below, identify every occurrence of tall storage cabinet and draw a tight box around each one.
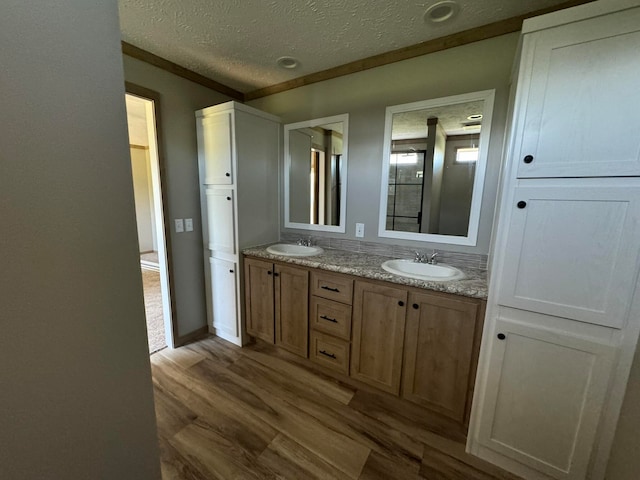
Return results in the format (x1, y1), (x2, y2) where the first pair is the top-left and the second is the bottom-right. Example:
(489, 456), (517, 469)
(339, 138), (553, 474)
(197, 102), (280, 346)
(469, 2), (640, 479)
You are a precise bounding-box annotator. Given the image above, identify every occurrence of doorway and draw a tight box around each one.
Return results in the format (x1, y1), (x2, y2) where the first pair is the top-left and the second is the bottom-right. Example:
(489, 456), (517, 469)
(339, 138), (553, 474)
(124, 84), (176, 353)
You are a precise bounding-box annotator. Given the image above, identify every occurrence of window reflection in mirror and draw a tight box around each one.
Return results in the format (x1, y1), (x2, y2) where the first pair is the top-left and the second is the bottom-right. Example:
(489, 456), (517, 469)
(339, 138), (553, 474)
(379, 91), (494, 246)
(285, 114), (348, 233)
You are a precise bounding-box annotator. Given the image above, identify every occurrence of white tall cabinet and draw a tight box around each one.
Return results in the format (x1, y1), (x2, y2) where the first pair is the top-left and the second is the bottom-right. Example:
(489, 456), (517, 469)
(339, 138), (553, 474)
(469, 1), (640, 479)
(196, 102), (280, 346)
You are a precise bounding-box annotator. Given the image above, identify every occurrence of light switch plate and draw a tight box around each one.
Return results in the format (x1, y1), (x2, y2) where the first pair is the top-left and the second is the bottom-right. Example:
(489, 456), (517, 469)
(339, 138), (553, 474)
(355, 223), (365, 238)
(174, 218), (184, 233)
(184, 218), (193, 232)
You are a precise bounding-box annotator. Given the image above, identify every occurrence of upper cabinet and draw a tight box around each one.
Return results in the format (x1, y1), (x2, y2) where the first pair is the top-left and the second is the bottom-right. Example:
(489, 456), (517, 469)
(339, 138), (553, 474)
(514, 5), (640, 178)
(198, 112), (234, 184)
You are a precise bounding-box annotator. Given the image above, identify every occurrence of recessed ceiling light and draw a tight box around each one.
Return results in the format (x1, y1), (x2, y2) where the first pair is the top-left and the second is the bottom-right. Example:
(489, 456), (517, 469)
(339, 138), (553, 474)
(467, 114), (483, 120)
(277, 56), (299, 69)
(424, 1), (460, 24)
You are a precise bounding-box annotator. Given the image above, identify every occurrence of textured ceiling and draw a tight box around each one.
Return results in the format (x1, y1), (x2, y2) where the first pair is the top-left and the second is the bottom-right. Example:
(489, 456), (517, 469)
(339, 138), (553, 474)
(118, 0), (576, 93)
(392, 100), (484, 139)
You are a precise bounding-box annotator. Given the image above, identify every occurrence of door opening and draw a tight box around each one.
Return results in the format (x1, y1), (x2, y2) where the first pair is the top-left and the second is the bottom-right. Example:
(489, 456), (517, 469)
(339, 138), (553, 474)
(125, 86), (176, 353)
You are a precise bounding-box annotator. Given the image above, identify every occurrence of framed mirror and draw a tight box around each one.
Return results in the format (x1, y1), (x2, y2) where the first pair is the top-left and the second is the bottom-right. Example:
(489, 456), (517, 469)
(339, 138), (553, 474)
(378, 90), (495, 246)
(284, 114), (349, 233)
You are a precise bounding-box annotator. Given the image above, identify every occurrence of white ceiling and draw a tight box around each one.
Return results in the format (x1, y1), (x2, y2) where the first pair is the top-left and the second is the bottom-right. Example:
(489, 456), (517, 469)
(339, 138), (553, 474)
(118, 0), (578, 94)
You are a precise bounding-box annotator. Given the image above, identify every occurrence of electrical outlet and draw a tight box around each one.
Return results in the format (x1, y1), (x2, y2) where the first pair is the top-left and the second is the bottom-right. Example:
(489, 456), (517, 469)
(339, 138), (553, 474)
(184, 218), (194, 232)
(174, 218), (184, 233)
(355, 223), (365, 238)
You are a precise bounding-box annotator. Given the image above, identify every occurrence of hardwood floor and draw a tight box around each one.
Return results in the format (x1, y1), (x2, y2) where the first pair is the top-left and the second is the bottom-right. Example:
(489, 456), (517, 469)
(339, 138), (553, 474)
(151, 336), (520, 480)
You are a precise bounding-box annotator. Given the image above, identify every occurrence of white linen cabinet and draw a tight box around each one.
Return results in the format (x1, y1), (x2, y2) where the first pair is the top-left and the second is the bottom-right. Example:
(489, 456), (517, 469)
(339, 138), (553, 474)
(196, 101), (280, 346)
(469, 1), (640, 479)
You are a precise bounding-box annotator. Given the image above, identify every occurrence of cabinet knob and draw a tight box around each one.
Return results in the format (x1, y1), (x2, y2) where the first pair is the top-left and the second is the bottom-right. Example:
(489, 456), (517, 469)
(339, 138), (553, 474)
(398, 301), (405, 307)
(225, 172), (230, 177)
(229, 269), (234, 273)
(517, 201), (526, 209)
(267, 271), (272, 275)
(523, 155), (534, 164)
(226, 196), (231, 201)
(273, 272), (280, 277)
(497, 333), (506, 340)
(412, 303), (419, 309)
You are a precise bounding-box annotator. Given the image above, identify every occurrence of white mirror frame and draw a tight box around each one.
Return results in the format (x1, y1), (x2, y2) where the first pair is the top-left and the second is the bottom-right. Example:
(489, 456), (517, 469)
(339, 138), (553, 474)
(378, 90), (495, 246)
(284, 113), (349, 233)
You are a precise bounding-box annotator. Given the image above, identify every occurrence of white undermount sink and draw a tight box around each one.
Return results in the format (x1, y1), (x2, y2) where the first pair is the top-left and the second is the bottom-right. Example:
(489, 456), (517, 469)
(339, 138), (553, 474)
(266, 243), (324, 257)
(381, 259), (465, 282)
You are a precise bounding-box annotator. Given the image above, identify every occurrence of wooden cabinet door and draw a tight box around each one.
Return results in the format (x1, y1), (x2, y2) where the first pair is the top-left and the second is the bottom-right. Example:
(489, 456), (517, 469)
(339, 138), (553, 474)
(498, 182), (640, 328)
(210, 257), (238, 339)
(244, 258), (274, 343)
(351, 280), (407, 395)
(515, 7), (640, 178)
(198, 112), (234, 184)
(274, 264), (309, 357)
(402, 291), (478, 422)
(477, 317), (615, 480)
(205, 188), (235, 256)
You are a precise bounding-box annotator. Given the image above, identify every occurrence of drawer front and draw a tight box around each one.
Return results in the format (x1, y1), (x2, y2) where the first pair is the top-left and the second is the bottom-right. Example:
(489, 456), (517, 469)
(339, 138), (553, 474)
(310, 296), (352, 340)
(309, 331), (350, 375)
(310, 271), (353, 304)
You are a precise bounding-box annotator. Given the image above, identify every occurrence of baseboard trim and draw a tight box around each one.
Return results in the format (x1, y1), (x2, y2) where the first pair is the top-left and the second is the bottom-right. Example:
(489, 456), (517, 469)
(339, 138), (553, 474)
(174, 326), (209, 347)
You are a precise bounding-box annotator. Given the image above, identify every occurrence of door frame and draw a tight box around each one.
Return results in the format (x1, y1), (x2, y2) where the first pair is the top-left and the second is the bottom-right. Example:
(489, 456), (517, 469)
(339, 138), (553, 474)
(126, 82), (178, 349)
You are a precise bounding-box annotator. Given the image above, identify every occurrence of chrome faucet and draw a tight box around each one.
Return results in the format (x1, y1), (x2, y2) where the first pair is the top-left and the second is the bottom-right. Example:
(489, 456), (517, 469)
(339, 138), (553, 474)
(428, 251), (438, 265)
(414, 250), (438, 264)
(297, 237), (312, 247)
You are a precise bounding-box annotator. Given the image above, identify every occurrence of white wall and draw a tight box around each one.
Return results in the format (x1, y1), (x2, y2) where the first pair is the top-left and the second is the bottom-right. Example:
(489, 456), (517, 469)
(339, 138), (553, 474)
(122, 55), (234, 338)
(248, 33), (517, 254)
(0, 1), (160, 478)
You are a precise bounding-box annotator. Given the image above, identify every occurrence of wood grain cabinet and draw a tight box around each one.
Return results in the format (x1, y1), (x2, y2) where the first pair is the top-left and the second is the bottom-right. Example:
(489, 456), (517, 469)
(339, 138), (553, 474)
(402, 291), (482, 423)
(351, 280), (408, 395)
(244, 257), (309, 357)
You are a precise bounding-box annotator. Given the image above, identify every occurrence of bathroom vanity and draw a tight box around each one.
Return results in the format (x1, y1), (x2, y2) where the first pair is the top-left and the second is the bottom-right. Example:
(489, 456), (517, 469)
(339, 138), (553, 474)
(243, 245), (486, 426)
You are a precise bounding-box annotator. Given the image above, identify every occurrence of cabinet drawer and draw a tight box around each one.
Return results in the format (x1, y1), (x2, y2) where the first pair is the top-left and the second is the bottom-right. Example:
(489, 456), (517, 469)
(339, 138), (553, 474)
(310, 296), (352, 340)
(309, 331), (350, 375)
(310, 271), (353, 304)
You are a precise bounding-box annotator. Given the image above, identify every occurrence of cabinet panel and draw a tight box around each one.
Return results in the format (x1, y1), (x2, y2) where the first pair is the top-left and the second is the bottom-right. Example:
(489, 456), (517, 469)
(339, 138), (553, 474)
(477, 318), (615, 479)
(244, 258), (274, 343)
(351, 281), (407, 395)
(402, 292), (478, 422)
(516, 8), (640, 178)
(310, 331), (350, 375)
(310, 296), (352, 340)
(199, 113), (233, 184)
(498, 184), (640, 328)
(275, 264), (309, 357)
(210, 257), (238, 338)
(205, 188), (236, 255)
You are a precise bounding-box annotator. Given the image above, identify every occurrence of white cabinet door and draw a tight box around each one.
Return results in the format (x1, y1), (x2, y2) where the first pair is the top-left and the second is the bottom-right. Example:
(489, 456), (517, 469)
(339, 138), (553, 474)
(198, 113), (234, 184)
(205, 188), (236, 255)
(210, 257), (238, 338)
(498, 183), (640, 328)
(515, 7), (640, 178)
(477, 317), (615, 480)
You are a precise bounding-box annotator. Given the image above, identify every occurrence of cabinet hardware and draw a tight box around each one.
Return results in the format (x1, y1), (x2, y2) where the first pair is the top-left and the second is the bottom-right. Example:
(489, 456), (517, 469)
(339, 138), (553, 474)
(398, 301), (405, 307)
(267, 271), (272, 275)
(225, 172), (230, 177)
(497, 333), (506, 340)
(412, 303), (419, 309)
(229, 269), (234, 273)
(523, 155), (534, 164)
(517, 201), (527, 209)
(320, 315), (338, 323)
(273, 272), (280, 277)
(321, 285), (340, 292)
(319, 350), (336, 359)
(226, 196), (231, 201)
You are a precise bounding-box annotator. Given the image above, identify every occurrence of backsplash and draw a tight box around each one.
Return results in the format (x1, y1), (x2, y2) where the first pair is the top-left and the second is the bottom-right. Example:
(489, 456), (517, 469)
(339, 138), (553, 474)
(279, 232), (488, 270)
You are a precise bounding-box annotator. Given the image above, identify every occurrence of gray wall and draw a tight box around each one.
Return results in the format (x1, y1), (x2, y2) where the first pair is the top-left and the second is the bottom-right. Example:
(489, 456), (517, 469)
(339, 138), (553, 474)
(248, 33), (517, 255)
(123, 55), (233, 338)
(0, 1), (160, 478)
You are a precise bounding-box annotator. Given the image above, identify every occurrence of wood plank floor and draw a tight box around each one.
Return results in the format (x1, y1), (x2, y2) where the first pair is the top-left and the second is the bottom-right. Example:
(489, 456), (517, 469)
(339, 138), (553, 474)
(151, 336), (520, 480)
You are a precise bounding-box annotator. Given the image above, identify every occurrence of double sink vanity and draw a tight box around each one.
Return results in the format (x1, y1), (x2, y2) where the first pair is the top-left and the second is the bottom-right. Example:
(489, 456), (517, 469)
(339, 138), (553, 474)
(242, 242), (487, 426)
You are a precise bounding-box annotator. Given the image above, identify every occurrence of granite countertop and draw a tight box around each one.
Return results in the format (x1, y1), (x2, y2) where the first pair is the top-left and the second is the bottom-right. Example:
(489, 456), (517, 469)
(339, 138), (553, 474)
(242, 244), (488, 300)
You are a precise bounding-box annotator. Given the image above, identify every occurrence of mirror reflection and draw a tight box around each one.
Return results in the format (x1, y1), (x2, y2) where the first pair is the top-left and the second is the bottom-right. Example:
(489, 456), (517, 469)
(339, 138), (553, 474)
(285, 114), (348, 232)
(380, 92), (494, 245)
